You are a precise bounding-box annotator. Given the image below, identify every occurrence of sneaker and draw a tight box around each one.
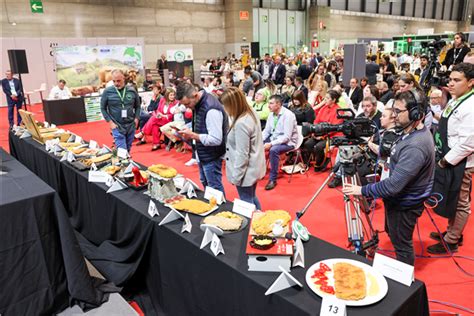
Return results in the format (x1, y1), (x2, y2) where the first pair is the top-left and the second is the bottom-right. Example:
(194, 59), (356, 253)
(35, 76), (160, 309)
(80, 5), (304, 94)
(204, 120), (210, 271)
(427, 241), (458, 254)
(134, 132), (143, 139)
(185, 158), (197, 166)
(265, 180), (277, 190)
(429, 231), (463, 246)
(328, 176), (342, 188)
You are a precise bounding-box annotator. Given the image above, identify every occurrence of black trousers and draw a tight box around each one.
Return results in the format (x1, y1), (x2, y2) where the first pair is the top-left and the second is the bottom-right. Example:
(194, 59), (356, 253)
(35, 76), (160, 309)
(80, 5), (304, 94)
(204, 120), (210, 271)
(302, 138), (326, 165)
(384, 201), (423, 266)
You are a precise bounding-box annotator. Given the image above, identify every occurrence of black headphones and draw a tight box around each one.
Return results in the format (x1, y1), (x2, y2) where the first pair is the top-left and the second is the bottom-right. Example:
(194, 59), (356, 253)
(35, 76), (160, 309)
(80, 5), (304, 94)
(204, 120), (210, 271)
(407, 89), (423, 121)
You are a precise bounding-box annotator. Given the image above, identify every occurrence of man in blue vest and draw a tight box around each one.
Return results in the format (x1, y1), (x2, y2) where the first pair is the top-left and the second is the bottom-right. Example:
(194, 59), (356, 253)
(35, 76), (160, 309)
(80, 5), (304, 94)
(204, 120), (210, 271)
(1, 70), (23, 128)
(176, 82), (228, 194)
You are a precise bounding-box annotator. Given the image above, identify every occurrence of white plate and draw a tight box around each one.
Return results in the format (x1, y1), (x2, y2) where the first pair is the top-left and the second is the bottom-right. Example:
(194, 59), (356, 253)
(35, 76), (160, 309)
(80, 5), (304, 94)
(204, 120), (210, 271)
(305, 258), (388, 306)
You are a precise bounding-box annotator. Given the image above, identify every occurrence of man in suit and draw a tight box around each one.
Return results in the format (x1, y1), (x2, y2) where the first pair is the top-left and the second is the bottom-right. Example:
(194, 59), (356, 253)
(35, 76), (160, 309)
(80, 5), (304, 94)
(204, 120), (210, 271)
(269, 56), (286, 85)
(296, 59), (313, 81)
(156, 53), (168, 81)
(365, 55), (380, 85)
(294, 77), (308, 100)
(2, 70), (23, 128)
(258, 53), (273, 80)
(345, 78), (363, 106)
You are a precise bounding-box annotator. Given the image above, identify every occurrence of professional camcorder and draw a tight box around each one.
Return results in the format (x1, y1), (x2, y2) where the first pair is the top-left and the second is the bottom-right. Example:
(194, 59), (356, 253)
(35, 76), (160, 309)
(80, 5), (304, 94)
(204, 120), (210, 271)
(420, 37), (449, 88)
(302, 109), (375, 145)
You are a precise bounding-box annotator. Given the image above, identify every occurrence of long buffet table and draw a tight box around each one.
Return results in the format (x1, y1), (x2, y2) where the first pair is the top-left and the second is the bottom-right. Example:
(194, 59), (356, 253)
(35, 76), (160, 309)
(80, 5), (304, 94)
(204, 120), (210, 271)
(0, 148), (111, 315)
(9, 132), (429, 316)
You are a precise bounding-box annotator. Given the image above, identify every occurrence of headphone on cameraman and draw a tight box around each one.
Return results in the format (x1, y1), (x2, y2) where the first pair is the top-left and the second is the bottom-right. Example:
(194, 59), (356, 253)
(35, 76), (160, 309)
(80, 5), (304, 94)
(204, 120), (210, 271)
(406, 89), (423, 121)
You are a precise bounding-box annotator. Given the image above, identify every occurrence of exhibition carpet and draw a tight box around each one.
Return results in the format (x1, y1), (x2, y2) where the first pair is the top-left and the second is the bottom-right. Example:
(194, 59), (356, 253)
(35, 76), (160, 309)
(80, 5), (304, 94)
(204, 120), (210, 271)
(1, 103), (473, 315)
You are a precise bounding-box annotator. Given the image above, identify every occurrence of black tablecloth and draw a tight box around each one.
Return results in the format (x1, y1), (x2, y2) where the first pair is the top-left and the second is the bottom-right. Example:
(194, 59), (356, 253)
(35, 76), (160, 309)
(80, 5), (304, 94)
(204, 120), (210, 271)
(0, 148), (111, 316)
(9, 133), (429, 316)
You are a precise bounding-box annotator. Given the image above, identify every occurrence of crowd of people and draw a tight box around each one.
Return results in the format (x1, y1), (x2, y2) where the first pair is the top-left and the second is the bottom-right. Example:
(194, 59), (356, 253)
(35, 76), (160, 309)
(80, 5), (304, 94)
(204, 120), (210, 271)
(4, 32), (471, 268)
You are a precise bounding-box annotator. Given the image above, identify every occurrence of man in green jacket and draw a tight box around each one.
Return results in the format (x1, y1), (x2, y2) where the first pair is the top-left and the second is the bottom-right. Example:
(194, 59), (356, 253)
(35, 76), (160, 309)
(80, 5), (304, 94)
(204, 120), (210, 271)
(100, 69), (140, 152)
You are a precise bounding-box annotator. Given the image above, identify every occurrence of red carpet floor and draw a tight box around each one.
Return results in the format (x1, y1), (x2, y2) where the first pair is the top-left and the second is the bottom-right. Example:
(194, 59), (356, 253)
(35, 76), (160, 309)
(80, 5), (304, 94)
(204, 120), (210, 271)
(2, 104), (473, 315)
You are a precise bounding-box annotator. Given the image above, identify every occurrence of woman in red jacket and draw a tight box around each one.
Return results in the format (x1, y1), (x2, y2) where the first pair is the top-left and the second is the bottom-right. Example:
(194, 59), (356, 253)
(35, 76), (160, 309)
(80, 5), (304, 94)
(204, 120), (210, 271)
(138, 88), (178, 151)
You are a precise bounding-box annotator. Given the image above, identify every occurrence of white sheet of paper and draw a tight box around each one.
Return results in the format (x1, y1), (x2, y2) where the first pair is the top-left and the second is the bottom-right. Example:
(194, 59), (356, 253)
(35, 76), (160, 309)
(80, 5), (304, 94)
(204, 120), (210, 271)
(106, 179), (128, 193)
(181, 213), (192, 233)
(159, 209), (184, 226)
(148, 200), (159, 217)
(117, 147), (128, 159)
(51, 124), (57, 128)
(265, 266), (303, 295)
(320, 297), (347, 316)
(232, 198), (256, 218)
(88, 171), (111, 183)
(44, 121), (50, 128)
(210, 233), (224, 256)
(372, 252), (414, 287)
(200, 227), (214, 249)
(89, 140), (98, 149)
(90, 163), (98, 171)
(174, 176), (185, 189)
(204, 186), (225, 204)
(292, 236), (305, 268)
(74, 135), (83, 144)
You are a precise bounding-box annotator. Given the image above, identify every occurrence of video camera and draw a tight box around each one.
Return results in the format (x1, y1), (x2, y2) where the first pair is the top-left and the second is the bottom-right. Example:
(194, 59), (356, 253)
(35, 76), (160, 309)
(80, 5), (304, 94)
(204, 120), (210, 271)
(420, 38), (449, 88)
(302, 108), (375, 145)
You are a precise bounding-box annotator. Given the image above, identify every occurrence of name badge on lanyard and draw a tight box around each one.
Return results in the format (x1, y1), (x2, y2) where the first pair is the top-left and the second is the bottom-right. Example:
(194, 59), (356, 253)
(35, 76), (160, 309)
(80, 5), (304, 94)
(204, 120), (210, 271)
(115, 87), (127, 118)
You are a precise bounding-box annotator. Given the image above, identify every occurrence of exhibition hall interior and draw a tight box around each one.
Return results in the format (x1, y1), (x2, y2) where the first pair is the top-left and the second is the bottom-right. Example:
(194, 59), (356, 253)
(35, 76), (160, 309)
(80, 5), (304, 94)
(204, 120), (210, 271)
(2, 0), (474, 315)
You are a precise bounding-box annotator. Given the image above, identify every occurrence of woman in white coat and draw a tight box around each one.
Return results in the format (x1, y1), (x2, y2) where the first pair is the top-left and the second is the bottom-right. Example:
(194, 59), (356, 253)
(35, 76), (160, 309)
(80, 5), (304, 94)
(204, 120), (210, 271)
(219, 87), (266, 209)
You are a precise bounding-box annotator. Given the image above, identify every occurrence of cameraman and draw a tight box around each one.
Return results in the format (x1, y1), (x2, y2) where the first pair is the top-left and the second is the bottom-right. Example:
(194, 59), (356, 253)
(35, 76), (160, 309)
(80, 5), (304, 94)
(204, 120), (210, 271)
(427, 63), (474, 254)
(343, 91), (435, 265)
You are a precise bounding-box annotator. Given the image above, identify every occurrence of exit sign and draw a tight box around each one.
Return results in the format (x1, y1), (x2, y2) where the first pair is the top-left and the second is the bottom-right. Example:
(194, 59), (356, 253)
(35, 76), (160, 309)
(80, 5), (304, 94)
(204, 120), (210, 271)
(30, 0), (44, 13)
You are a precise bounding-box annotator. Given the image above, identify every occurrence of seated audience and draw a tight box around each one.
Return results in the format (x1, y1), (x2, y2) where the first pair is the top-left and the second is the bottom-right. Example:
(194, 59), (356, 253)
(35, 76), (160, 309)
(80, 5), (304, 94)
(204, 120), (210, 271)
(289, 90), (315, 125)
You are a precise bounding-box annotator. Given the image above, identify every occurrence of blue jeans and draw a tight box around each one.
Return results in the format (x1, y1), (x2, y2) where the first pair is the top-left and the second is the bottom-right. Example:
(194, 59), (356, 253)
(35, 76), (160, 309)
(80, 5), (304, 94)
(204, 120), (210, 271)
(198, 159), (225, 195)
(236, 183), (261, 210)
(112, 128), (134, 152)
(267, 143), (294, 181)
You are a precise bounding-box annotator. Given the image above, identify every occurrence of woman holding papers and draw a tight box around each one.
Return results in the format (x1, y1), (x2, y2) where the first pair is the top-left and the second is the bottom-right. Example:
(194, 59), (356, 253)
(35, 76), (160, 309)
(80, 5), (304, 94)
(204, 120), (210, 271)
(219, 87), (266, 209)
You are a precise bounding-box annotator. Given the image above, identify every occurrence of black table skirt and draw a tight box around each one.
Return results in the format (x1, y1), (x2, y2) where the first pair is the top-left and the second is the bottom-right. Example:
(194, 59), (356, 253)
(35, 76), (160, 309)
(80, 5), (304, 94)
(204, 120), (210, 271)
(9, 133), (429, 316)
(0, 148), (110, 316)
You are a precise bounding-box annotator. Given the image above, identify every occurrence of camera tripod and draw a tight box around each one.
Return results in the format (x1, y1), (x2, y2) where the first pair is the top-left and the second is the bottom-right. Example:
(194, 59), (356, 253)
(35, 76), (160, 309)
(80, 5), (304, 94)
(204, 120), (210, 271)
(296, 144), (379, 257)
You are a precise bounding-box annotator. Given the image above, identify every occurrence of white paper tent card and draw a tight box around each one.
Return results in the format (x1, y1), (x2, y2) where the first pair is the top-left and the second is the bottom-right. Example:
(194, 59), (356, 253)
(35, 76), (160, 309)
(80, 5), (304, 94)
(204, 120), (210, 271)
(292, 236), (305, 268)
(232, 198), (256, 218)
(265, 266), (303, 296)
(373, 252), (414, 286)
(210, 233), (224, 256)
(159, 209), (184, 226)
(320, 297), (347, 316)
(20, 131), (31, 139)
(204, 186), (225, 204)
(148, 200), (159, 217)
(181, 213), (192, 233)
(106, 179), (128, 193)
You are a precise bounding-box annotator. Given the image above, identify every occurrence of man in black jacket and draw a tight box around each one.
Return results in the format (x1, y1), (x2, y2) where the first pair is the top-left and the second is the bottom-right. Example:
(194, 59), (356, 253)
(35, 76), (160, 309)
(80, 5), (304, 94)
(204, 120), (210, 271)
(1, 70), (23, 128)
(294, 77), (308, 100)
(345, 78), (363, 106)
(296, 59), (312, 81)
(365, 55), (380, 85)
(269, 56), (286, 85)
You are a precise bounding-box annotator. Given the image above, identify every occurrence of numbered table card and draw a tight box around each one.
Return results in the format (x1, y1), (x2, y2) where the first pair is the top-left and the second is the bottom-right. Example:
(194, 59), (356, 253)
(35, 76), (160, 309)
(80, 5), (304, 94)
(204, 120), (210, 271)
(232, 198), (256, 218)
(204, 186), (225, 205)
(320, 297), (347, 316)
(372, 252), (414, 286)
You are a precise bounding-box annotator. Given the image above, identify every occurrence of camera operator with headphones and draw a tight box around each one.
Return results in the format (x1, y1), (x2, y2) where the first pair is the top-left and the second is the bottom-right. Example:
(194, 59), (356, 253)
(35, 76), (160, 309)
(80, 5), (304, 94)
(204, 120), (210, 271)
(343, 90), (435, 266)
(427, 63), (474, 254)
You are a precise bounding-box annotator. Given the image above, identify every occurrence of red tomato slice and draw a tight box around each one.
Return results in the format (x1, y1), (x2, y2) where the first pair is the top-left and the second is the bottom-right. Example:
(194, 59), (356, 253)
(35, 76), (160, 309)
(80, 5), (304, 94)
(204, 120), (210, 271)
(319, 262), (331, 272)
(314, 279), (328, 286)
(320, 285), (335, 295)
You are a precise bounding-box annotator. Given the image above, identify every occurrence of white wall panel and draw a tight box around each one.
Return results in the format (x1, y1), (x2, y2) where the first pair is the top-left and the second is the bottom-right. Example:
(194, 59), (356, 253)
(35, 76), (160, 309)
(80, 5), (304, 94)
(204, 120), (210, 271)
(253, 8), (260, 42)
(295, 11), (305, 50)
(278, 10), (287, 49)
(348, 0), (361, 11)
(269, 9), (279, 51)
(258, 8), (270, 55)
(286, 11), (296, 55)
